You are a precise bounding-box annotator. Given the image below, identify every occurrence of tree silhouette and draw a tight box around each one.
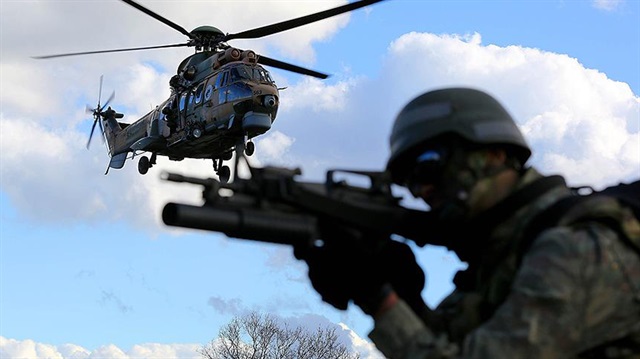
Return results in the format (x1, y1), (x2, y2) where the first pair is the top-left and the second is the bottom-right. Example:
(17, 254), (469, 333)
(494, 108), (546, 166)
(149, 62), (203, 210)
(199, 312), (360, 359)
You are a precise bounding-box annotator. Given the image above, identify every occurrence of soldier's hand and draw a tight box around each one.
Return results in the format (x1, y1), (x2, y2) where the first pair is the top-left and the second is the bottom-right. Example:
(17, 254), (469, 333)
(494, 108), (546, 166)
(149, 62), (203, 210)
(294, 230), (427, 316)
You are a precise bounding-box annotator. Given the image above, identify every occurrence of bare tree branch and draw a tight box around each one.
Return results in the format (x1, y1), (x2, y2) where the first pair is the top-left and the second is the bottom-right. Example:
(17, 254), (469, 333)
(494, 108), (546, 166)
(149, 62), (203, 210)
(199, 311), (361, 359)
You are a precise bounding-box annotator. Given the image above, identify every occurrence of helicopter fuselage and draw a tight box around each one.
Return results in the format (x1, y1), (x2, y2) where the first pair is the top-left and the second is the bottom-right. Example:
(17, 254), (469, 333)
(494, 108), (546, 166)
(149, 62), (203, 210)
(105, 49), (280, 167)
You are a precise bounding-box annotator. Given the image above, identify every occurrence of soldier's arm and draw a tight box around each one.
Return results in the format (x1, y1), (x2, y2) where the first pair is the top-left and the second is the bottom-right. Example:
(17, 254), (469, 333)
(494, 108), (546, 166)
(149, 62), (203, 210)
(369, 223), (634, 358)
(369, 297), (459, 358)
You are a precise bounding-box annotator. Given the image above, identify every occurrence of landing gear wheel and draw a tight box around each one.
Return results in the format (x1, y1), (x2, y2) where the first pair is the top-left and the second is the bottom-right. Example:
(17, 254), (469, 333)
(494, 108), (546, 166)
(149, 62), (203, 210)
(218, 165), (231, 183)
(138, 156), (150, 175)
(222, 151), (233, 161)
(245, 141), (255, 156)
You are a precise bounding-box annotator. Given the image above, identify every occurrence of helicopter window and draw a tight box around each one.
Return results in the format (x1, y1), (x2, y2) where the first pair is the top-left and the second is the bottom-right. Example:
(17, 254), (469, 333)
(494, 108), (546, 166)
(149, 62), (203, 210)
(204, 84), (213, 101)
(229, 68), (241, 83)
(251, 67), (263, 81)
(235, 66), (253, 81)
(235, 64), (274, 84)
(217, 72), (228, 87)
(195, 84), (204, 104)
(179, 94), (187, 111)
(187, 91), (195, 108)
(262, 69), (274, 84)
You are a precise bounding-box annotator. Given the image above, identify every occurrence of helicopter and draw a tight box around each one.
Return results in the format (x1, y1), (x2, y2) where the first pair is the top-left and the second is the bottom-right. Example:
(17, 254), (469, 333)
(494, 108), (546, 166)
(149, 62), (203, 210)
(35, 0), (384, 182)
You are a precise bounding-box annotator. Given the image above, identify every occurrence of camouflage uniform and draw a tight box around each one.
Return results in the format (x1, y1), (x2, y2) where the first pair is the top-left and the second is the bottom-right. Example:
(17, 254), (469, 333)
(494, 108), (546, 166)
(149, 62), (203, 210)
(369, 168), (640, 358)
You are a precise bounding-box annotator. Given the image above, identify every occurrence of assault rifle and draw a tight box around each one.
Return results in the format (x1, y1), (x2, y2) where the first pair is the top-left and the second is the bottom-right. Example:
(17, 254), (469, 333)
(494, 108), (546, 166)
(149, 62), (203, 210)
(161, 165), (440, 249)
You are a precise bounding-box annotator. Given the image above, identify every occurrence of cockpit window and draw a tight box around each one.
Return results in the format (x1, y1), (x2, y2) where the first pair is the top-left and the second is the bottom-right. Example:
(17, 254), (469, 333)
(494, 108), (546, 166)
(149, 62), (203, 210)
(228, 64), (274, 84)
(230, 68), (242, 83)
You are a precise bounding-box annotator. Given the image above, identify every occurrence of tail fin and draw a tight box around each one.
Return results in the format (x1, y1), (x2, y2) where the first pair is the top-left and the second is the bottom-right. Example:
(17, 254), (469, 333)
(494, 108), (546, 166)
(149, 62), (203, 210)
(85, 76), (127, 174)
(100, 107), (125, 160)
(103, 107), (123, 134)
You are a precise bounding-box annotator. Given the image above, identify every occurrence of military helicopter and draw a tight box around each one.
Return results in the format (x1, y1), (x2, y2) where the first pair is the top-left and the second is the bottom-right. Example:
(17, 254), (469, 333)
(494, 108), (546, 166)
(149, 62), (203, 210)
(35, 0), (384, 182)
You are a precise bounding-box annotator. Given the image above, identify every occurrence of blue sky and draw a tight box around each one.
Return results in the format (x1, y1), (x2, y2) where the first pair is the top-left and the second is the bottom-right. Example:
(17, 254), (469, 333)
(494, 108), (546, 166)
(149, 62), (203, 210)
(1, 0), (639, 358)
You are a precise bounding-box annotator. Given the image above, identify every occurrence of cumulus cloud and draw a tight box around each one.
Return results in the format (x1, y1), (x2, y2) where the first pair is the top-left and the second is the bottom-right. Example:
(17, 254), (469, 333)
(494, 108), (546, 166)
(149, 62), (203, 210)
(0, 337), (202, 359)
(280, 76), (360, 113)
(338, 323), (386, 359)
(275, 314), (384, 358)
(282, 31), (639, 187)
(254, 130), (296, 164)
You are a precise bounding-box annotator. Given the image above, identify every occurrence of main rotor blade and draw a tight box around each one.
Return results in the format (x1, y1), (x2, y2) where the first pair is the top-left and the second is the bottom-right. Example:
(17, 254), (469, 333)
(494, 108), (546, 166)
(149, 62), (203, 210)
(120, 0), (193, 38)
(87, 118), (98, 149)
(98, 117), (106, 145)
(32, 43), (189, 59)
(258, 55), (328, 79)
(225, 0), (385, 41)
(101, 91), (116, 111)
(98, 75), (104, 107)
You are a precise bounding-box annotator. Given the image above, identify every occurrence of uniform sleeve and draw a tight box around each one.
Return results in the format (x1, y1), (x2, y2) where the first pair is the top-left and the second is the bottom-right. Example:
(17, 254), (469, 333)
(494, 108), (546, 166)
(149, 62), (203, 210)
(369, 299), (459, 359)
(462, 226), (604, 358)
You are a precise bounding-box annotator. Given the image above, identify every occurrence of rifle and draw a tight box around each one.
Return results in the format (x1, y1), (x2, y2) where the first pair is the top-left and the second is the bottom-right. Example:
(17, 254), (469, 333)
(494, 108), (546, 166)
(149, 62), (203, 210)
(161, 165), (440, 250)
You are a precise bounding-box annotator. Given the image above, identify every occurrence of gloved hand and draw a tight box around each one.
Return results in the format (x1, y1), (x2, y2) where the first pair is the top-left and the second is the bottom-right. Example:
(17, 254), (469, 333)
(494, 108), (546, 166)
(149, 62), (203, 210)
(294, 226), (427, 316)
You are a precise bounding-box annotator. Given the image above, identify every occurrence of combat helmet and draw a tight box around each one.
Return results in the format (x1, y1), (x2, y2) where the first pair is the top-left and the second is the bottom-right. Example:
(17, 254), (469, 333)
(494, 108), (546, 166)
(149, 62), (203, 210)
(387, 87), (531, 183)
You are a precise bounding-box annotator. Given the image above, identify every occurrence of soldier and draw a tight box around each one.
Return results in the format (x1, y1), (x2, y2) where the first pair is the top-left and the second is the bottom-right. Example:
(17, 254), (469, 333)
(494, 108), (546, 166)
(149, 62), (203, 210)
(303, 87), (640, 358)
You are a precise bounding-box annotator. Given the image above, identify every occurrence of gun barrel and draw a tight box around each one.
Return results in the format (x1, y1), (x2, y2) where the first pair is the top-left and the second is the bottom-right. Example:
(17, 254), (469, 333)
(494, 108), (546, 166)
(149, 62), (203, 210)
(162, 203), (318, 245)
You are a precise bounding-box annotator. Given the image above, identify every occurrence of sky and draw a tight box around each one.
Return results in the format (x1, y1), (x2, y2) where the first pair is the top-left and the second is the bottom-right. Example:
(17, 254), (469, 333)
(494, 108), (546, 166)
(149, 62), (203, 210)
(1, 0), (639, 358)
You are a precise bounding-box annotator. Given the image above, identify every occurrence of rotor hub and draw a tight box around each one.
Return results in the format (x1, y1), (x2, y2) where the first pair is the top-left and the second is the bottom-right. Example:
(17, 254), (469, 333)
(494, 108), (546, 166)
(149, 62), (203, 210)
(190, 26), (226, 51)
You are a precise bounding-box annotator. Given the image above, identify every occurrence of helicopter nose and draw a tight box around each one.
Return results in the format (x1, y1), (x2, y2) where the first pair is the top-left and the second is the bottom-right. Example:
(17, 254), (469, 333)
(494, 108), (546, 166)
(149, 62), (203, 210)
(263, 95), (277, 108)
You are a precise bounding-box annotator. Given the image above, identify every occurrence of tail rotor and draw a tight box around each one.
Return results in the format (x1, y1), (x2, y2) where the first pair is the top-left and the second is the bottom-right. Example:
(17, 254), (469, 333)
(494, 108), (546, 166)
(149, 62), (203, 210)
(86, 75), (115, 149)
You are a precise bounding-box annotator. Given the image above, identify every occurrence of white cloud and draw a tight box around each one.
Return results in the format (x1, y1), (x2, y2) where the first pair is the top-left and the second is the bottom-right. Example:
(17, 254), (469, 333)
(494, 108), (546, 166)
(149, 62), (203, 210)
(0, 337), (68, 359)
(0, 337), (201, 359)
(338, 323), (386, 359)
(280, 76), (359, 113)
(255, 130), (296, 163)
